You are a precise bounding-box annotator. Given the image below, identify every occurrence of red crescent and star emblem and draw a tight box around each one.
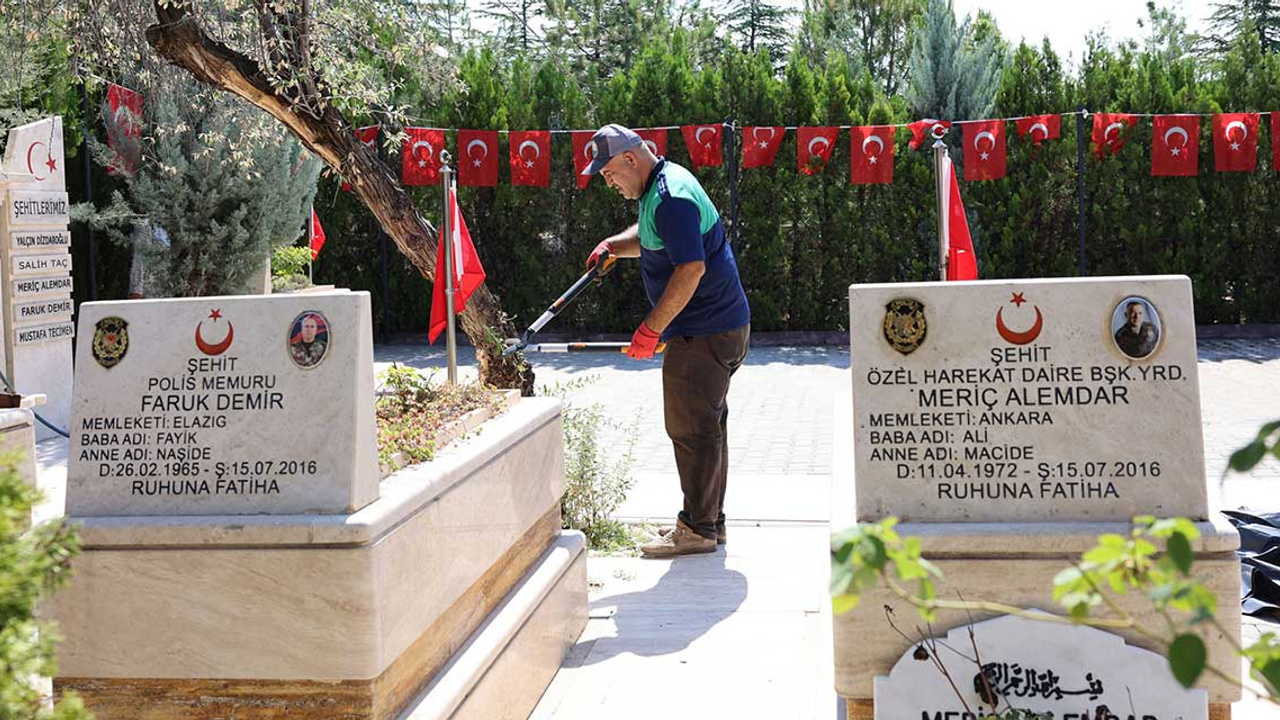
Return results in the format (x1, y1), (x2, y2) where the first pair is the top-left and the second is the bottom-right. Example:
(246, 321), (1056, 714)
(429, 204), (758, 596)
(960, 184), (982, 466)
(26, 141), (56, 182)
(195, 308), (234, 355)
(995, 292), (1043, 345)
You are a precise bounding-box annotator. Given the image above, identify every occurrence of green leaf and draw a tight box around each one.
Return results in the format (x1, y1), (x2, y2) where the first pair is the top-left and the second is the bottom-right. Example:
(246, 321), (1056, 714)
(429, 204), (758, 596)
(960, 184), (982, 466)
(832, 593), (860, 615)
(861, 535), (887, 570)
(1228, 441), (1267, 472)
(1167, 531), (1193, 576)
(1168, 633), (1207, 688)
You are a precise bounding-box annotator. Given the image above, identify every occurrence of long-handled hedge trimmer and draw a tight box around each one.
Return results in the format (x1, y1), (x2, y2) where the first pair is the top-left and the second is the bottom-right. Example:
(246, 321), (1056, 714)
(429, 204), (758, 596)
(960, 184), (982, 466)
(502, 250), (666, 356)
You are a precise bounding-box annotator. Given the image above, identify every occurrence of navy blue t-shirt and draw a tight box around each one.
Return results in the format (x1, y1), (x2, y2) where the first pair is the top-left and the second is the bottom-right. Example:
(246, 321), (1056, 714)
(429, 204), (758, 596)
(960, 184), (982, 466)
(636, 160), (750, 337)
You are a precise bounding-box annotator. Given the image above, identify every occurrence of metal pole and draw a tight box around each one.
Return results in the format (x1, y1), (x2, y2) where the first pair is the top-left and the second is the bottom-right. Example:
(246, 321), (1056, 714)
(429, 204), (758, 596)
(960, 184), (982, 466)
(1076, 106), (1088, 276)
(933, 136), (950, 281)
(378, 227), (389, 342)
(440, 151), (458, 386)
(80, 82), (98, 301)
(726, 119), (740, 249)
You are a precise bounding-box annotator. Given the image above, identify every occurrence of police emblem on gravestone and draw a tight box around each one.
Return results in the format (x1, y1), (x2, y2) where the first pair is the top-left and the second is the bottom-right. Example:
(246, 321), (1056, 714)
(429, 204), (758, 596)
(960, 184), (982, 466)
(882, 298), (926, 355)
(91, 316), (129, 368)
(288, 310), (330, 369)
(1111, 296), (1162, 360)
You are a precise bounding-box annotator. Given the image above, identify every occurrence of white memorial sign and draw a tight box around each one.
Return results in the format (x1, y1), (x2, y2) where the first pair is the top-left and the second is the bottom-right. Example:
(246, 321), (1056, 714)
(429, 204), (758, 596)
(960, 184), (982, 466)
(849, 276), (1206, 523)
(68, 292), (379, 517)
(15, 321), (74, 345)
(7, 190), (69, 227)
(873, 614), (1208, 720)
(2, 117), (74, 439)
(13, 297), (73, 322)
(12, 275), (72, 298)
(11, 230), (71, 252)
(12, 252), (72, 276)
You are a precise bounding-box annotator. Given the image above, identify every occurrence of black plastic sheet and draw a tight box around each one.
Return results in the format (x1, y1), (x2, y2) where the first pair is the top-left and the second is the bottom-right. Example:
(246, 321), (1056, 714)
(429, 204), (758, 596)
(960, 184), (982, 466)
(1223, 510), (1280, 619)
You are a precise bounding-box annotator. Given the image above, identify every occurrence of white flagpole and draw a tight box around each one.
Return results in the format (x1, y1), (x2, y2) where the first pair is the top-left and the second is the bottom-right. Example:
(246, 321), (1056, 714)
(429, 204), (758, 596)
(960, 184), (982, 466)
(440, 151), (458, 386)
(308, 206), (314, 285)
(933, 136), (950, 282)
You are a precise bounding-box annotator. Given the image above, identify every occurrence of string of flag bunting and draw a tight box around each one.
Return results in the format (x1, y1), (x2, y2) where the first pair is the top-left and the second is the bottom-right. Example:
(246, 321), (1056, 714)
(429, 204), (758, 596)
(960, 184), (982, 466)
(364, 111), (1280, 189)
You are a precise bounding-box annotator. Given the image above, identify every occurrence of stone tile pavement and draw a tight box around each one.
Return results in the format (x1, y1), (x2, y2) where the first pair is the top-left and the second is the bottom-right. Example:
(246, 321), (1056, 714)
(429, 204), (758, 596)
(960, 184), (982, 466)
(375, 338), (1280, 719)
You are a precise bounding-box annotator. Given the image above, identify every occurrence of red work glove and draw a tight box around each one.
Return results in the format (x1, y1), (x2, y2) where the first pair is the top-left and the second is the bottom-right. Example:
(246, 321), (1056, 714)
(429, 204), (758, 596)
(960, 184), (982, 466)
(586, 240), (612, 269)
(627, 322), (661, 360)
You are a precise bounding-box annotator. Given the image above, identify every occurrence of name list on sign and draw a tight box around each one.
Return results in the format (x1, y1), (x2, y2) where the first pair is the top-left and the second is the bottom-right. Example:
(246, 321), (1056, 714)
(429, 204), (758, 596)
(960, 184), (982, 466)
(852, 279), (1207, 521)
(75, 353), (308, 498)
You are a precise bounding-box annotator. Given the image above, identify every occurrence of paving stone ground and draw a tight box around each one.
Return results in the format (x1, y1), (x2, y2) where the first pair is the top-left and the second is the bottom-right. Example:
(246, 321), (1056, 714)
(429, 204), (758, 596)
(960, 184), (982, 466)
(374, 338), (1280, 719)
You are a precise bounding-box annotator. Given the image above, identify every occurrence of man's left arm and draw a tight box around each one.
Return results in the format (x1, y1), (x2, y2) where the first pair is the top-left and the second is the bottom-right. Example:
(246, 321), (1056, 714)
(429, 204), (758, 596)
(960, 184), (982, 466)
(644, 261), (705, 335)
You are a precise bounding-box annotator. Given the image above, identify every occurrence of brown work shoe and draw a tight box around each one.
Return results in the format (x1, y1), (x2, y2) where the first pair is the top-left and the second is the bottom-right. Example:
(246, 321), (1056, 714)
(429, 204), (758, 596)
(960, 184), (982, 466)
(659, 524), (727, 545)
(642, 520), (716, 557)
(665, 517), (727, 540)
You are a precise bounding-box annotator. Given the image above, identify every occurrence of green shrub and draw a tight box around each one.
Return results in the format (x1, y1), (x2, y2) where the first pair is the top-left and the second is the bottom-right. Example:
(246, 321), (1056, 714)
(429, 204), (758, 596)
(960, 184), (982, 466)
(0, 452), (91, 719)
(271, 245), (312, 280)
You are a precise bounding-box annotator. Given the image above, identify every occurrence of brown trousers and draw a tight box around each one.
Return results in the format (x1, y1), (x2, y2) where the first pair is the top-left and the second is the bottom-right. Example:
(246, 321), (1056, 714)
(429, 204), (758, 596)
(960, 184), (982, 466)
(661, 324), (750, 540)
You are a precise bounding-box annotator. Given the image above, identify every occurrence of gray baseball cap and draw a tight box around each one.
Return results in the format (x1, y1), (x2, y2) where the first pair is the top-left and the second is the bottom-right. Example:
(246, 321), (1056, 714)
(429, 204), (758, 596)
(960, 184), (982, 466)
(582, 124), (644, 175)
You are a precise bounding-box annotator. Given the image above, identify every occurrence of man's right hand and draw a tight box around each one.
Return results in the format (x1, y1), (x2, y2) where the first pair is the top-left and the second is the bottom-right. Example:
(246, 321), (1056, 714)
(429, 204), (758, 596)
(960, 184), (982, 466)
(586, 240), (612, 269)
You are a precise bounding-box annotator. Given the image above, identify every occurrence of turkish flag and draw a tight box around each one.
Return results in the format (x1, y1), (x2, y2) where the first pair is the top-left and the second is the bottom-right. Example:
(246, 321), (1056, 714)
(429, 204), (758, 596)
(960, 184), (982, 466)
(1015, 114), (1061, 146)
(1151, 115), (1199, 177)
(742, 126), (785, 168)
(1213, 113), (1258, 172)
(681, 124), (723, 169)
(342, 125), (381, 191)
(105, 83), (143, 174)
(944, 156), (977, 281)
(458, 130), (499, 187)
(1274, 113), (1280, 172)
(849, 126), (894, 185)
(908, 119), (951, 150)
(635, 128), (668, 158)
(429, 186), (487, 344)
(571, 131), (597, 189)
(797, 126), (838, 175)
(509, 130), (550, 187)
(1092, 113), (1137, 157)
(963, 120), (1006, 181)
(309, 207), (327, 260)
(402, 127), (444, 186)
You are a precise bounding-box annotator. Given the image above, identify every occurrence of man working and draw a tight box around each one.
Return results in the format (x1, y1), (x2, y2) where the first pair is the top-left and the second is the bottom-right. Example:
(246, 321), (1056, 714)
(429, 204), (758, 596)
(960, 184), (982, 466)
(582, 124), (750, 558)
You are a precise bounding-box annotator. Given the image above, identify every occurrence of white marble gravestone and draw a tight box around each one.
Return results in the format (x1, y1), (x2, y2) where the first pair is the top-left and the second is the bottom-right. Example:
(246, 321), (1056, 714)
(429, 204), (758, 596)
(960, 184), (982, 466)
(67, 291), (378, 516)
(874, 614), (1208, 720)
(0, 117), (73, 438)
(849, 275), (1206, 523)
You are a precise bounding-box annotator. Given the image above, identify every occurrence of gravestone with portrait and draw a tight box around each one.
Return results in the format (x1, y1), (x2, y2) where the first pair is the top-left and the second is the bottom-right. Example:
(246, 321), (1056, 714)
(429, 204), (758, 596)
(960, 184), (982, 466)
(833, 275), (1242, 719)
(67, 291), (377, 516)
(50, 290), (586, 720)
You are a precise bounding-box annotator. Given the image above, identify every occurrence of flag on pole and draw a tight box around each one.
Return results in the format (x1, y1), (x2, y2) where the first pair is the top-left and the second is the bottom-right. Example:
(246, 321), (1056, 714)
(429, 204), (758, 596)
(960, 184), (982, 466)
(309, 206), (326, 260)
(105, 83), (143, 175)
(908, 119), (951, 150)
(429, 187), (487, 343)
(944, 155), (977, 281)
